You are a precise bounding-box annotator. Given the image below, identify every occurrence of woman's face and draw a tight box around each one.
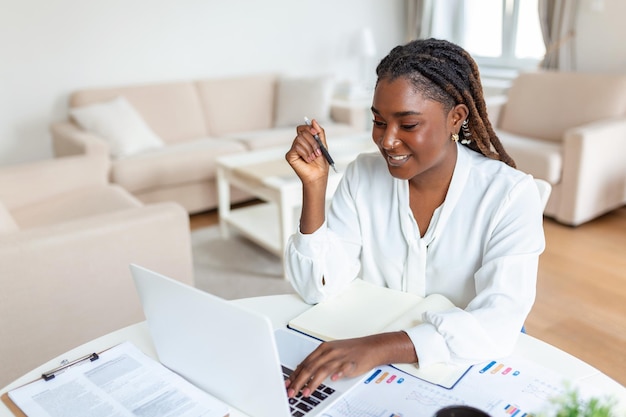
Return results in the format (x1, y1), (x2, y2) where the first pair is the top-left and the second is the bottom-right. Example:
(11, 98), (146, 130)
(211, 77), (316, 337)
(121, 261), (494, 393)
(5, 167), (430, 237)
(371, 76), (465, 183)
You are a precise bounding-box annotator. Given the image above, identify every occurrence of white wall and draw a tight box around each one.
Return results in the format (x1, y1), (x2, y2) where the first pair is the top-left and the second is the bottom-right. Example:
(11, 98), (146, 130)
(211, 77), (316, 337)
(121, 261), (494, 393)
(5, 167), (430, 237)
(2, 0), (624, 166)
(0, 0), (405, 165)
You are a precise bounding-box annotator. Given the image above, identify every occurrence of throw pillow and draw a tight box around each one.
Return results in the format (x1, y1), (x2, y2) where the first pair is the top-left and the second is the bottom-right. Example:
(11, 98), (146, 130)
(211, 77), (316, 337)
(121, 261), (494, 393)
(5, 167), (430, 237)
(70, 96), (164, 159)
(274, 75), (334, 128)
(0, 202), (19, 234)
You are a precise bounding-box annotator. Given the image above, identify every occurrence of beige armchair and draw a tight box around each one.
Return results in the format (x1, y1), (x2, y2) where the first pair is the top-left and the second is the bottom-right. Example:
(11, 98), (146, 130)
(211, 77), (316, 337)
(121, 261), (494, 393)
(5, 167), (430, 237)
(488, 71), (626, 226)
(0, 155), (194, 387)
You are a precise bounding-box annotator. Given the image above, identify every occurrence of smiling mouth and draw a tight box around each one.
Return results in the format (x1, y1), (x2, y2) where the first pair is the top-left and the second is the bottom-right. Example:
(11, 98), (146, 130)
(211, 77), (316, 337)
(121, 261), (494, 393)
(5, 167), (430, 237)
(386, 153), (410, 166)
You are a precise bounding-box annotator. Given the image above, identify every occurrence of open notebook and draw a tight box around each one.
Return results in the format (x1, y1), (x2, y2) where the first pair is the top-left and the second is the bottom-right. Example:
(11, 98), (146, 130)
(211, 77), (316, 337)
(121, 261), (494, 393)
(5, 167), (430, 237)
(287, 279), (472, 389)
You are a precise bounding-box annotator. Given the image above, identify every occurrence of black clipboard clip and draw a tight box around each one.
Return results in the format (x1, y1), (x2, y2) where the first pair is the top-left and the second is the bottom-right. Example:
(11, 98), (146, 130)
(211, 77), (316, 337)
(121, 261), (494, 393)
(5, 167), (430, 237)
(41, 352), (100, 381)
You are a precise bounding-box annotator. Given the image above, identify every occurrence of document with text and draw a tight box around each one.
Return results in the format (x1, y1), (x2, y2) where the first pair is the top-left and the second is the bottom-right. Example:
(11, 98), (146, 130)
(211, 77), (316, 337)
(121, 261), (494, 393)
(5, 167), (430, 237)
(322, 354), (571, 417)
(7, 341), (229, 417)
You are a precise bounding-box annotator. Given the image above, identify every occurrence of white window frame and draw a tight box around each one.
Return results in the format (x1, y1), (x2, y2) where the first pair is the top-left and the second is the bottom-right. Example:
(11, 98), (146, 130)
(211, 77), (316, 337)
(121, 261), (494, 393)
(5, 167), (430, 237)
(432, 0), (544, 73)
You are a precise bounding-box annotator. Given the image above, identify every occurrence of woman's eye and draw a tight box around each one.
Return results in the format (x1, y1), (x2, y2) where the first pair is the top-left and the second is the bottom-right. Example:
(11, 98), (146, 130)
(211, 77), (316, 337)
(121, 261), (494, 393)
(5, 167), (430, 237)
(401, 124), (418, 130)
(372, 120), (386, 127)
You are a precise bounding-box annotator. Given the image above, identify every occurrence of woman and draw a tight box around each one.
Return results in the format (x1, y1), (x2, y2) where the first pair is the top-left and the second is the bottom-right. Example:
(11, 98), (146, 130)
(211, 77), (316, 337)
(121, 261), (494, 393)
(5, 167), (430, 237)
(284, 38), (545, 399)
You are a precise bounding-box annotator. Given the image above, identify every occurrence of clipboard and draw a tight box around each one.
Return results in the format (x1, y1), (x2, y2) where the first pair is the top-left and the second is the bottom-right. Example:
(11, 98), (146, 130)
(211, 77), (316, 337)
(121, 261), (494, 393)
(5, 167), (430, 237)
(2, 392), (26, 417)
(1, 342), (229, 417)
(1, 351), (102, 417)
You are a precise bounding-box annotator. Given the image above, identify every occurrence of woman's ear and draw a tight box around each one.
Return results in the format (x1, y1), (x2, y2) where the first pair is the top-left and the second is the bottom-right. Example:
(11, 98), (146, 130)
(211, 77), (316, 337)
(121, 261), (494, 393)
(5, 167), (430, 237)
(449, 104), (469, 131)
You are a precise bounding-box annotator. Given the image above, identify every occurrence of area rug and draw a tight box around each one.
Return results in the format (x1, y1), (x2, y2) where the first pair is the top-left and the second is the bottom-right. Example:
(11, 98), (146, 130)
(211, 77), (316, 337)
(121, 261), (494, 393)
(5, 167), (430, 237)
(191, 225), (296, 300)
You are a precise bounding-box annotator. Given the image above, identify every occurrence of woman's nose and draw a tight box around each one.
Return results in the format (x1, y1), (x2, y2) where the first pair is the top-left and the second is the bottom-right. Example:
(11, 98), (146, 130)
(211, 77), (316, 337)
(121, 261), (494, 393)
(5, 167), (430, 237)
(379, 131), (399, 151)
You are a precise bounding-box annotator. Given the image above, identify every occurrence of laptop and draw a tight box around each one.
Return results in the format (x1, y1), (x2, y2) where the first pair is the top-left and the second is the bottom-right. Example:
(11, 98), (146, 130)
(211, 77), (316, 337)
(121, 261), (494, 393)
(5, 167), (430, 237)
(129, 264), (365, 417)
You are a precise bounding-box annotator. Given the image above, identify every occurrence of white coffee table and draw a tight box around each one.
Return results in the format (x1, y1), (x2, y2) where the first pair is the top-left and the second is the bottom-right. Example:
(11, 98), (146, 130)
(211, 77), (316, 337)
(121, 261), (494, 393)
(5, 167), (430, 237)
(216, 135), (375, 264)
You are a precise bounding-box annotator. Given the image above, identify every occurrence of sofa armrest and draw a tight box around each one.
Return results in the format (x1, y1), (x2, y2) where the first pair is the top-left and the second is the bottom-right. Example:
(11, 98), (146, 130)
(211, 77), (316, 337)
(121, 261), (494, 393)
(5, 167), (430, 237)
(330, 99), (370, 131)
(559, 118), (626, 225)
(0, 202), (193, 386)
(50, 121), (110, 158)
(0, 155), (110, 210)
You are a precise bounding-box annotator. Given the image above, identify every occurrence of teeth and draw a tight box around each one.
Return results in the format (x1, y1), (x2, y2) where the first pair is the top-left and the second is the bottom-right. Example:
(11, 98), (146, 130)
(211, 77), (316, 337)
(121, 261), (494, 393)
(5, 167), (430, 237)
(390, 155), (407, 160)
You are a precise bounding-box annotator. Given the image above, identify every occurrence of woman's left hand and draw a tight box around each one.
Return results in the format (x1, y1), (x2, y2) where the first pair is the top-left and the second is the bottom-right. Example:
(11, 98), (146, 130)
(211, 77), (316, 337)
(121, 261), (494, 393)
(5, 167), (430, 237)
(285, 331), (417, 398)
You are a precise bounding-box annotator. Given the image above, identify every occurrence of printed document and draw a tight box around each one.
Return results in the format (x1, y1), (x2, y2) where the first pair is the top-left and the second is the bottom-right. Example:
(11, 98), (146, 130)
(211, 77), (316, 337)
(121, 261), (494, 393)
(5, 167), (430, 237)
(322, 354), (571, 417)
(8, 341), (228, 417)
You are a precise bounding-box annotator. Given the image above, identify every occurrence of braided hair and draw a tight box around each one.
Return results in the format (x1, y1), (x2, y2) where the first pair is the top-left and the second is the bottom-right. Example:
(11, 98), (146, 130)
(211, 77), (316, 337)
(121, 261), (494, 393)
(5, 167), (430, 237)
(375, 38), (515, 168)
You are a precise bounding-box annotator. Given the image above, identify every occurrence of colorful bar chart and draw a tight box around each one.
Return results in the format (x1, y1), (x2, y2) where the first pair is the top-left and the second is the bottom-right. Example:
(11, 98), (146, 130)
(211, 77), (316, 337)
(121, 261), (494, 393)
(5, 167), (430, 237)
(504, 403), (533, 417)
(364, 368), (405, 385)
(479, 360), (520, 377)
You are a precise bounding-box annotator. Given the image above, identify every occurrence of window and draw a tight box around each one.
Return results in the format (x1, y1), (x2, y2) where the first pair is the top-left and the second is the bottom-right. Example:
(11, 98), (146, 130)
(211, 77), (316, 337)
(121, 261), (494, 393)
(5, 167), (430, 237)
(430, 0), (546, 71)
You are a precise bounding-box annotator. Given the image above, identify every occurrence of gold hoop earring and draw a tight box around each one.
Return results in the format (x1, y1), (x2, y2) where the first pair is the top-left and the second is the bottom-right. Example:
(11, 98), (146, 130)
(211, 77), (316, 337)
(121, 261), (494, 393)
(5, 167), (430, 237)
(451, 133), (459, 142)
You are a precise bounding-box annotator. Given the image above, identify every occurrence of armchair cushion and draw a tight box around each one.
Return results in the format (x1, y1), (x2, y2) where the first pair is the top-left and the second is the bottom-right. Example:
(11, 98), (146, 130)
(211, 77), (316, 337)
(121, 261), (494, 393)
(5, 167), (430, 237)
(11, 184), (141, 229)
(0, 155), (109, 210)
(499, 71), (626, 142)
(497, 130), (562, 184)
(70, 96), (165, 159)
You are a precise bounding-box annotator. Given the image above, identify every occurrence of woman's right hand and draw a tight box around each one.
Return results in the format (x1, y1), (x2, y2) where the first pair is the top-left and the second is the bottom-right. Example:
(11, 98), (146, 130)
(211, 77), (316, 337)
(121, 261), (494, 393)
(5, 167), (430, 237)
(285, 118), (331, 234)
(285, 118), (330, 186)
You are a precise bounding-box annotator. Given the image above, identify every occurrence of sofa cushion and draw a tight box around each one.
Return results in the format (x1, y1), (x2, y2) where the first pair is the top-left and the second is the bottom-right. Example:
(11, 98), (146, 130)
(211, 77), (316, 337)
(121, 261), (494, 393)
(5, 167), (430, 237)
(226, 122), (365, 151)
(0, 202), (19, 234)
(500, 71), (626, 142)
(496, 130), (562, 184)
(111, 138), (247, 192)
(70, 97), (165, 159)
(71, 82), (208, 143)
(11, 185), (142, 229)
(196, 74), (276, 137)
(273, 75), (334, 127)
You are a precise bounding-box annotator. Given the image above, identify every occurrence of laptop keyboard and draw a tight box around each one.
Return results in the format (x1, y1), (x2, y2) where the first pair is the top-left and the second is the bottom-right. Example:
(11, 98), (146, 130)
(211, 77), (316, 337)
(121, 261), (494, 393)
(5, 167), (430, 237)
(282, 365), (336, 416)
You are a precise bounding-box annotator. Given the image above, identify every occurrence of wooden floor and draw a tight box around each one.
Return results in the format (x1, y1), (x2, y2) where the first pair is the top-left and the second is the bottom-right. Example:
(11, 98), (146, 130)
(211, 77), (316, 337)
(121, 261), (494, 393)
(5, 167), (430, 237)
(526, 207), (626, 385)
(190, 205), (626, 385)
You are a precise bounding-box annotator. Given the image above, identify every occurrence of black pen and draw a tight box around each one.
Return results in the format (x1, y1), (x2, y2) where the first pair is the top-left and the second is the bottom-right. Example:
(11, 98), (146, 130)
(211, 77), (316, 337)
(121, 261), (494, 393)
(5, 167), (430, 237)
(304, 117), (337, 173)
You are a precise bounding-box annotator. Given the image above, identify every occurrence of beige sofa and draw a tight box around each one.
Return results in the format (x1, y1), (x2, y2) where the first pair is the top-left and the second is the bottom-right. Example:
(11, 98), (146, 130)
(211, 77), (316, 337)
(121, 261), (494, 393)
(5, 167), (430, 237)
(50, 74), (367, 214)
(488, 71), (626, 226)
(0, 154), (194, 386)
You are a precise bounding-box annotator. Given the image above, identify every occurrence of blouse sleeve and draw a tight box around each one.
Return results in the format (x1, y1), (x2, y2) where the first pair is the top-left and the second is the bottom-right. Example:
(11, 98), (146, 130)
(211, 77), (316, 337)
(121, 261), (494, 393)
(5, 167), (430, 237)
(284, 160), (364, 304)
(406, 175), (546, 367)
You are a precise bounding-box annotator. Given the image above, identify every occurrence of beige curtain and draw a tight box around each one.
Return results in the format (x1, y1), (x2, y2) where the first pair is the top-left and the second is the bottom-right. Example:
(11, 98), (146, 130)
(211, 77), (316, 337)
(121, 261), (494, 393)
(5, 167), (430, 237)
(406, 0), (434, 41)
(538, 0), (579, 70)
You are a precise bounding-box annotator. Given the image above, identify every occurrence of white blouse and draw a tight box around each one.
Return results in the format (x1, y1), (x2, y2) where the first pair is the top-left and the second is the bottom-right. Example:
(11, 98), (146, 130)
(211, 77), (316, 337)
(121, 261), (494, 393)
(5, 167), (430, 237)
(285, 143), (545, 368)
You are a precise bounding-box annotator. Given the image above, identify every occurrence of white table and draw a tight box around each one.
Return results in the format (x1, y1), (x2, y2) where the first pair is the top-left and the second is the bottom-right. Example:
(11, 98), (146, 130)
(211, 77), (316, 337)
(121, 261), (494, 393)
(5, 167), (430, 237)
(2, 295), (625, 417)
(216, 136), (376, 260)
